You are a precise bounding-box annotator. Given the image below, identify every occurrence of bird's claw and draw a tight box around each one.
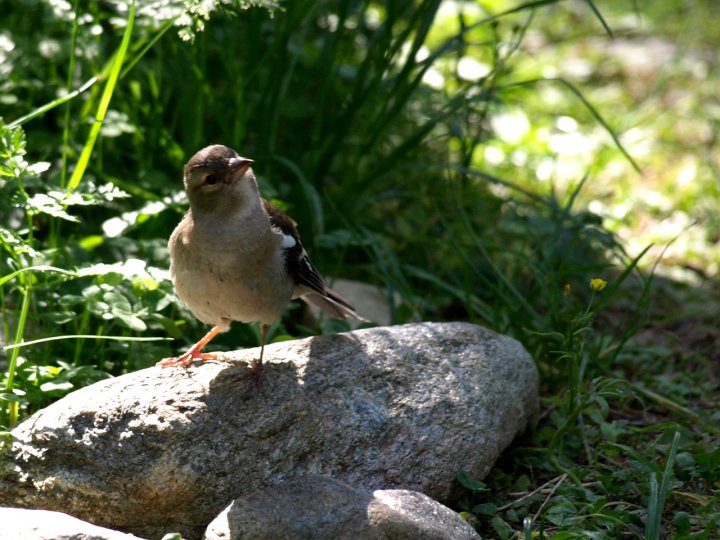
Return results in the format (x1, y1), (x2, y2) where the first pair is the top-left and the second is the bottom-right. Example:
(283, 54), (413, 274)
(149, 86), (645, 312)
(158, 351), (220, 368)
(157, 354), (194, 368)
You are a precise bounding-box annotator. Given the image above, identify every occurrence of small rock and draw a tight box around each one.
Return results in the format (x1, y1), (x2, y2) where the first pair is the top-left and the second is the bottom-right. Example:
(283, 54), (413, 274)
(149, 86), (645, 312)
(1, 322), (538, 539)
(204, 475), (480, 539)
(0, 507), (146, 540)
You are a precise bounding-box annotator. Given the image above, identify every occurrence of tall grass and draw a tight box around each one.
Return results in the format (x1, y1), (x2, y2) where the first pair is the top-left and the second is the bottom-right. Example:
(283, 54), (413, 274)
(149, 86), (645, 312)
(0, 0), (639, 438)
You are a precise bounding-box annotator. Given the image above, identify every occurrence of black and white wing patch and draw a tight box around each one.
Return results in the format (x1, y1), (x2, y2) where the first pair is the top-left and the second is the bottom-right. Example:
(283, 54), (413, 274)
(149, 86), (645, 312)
(262, 199), (326, 294)
(262, 198), (364, 321)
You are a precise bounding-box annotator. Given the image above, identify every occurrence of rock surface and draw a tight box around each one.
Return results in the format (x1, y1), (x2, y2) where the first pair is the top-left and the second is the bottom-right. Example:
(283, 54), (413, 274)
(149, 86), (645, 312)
(0, 507), (145, 540)
(0, 322), (538, 539)
(204, 475), (480, 540)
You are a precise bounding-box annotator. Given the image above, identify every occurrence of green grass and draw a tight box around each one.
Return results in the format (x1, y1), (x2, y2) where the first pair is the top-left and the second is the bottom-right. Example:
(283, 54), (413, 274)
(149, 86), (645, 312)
(1, 0), (719, 537)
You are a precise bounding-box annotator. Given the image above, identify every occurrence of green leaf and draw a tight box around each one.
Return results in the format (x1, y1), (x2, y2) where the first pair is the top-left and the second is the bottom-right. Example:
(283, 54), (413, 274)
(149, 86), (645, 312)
(672, 511), (691, 535)
(88, 300), (111, 316)
(457, 470), (489, 492)
(0, 392), (20, 403)
(471, 503), (498, 515)
(490, 515), (511, 540)
(24, 193), (80, 222)
(546, 501), (577, 526)
(78, 235), (105, 251)
(39, 381), (74, 393)
(103, 291), (133, 312)
(43, 311), (78, 325)
(113, 310), (148, 332)
(58, 294), (86, 307)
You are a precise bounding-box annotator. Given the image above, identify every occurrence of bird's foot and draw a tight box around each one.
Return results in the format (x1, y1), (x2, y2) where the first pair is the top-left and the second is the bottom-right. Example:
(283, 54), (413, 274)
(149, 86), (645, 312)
(158, 325), (227, 368)
(158, 350), (221, 368)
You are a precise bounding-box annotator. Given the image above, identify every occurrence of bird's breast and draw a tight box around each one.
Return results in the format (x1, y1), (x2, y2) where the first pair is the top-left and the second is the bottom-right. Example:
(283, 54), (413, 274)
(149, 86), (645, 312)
(168, 218), (293, 326)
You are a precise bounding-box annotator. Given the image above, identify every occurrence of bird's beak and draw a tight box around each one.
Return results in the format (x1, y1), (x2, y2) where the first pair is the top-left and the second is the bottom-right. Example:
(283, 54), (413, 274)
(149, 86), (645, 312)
(227, 157), (254, 181)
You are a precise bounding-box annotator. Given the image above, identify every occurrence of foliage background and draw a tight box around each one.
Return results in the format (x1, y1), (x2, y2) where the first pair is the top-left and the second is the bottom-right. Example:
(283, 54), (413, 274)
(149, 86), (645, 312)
(1, 0), (718, 537)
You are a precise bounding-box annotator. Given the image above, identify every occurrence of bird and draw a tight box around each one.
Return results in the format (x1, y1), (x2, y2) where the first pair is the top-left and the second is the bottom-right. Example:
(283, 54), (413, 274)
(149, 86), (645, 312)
(159, 144), (364, 376)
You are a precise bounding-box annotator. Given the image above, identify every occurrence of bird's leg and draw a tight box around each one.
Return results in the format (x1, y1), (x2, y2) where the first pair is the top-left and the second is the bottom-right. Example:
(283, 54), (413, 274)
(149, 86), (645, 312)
(250, 323), (269, 384)
(159, 325), (226, 367)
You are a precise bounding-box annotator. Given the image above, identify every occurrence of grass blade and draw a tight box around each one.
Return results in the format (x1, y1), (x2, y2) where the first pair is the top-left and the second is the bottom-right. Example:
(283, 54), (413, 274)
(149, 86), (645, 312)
(584, 0), (614, 38)
(505, 77), (641, 173)
(3, 335), (171, 351)
(646, 431), (681, 540)
(8, 77), (98, 129)
(67, 0), (136, 191)
(3, 287), (31, 427)
(0, 266), (76, 287)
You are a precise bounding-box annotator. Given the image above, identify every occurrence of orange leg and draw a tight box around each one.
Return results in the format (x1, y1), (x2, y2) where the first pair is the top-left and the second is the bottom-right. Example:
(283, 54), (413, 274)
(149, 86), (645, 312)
(158, 325), (226, 368)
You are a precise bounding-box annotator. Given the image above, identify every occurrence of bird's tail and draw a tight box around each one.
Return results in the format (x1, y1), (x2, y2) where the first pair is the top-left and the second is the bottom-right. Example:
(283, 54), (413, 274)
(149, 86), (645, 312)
(301, 289), (369, 322)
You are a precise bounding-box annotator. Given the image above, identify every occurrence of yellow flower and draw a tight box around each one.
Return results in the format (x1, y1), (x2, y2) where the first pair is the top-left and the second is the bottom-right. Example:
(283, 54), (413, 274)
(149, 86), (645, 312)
(563, 283), (572, 295)
(589, 278), (607, 292)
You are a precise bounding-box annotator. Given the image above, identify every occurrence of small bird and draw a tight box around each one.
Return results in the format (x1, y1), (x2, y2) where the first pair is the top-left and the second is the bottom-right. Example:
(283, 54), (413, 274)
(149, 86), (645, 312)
(159, 144), (363, 373)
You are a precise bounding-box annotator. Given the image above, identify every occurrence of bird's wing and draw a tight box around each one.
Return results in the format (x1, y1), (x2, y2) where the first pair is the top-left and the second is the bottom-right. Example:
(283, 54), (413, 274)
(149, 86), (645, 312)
(262, 198), (326, 293)
(262, 198), (364, 321)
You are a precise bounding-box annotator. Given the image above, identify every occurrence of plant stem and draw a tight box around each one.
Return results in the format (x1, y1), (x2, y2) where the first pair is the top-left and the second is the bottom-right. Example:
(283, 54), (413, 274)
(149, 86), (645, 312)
(4, 283), (32, 428)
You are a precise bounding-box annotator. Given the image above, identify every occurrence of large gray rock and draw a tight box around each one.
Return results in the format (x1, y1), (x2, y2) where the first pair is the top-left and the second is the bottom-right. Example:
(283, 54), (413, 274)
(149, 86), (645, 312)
(204, 475), (480, 539)
(0, 507), (145, 540)
(0, 322), (538, 539)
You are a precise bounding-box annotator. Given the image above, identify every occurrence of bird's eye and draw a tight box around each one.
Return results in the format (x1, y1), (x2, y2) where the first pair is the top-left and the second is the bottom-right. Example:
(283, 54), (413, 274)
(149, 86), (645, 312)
(205, 174), (219, 185)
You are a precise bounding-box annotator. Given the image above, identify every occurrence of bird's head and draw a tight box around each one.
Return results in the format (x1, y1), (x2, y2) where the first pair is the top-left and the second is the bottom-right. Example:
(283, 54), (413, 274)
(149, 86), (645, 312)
(183, 145), (257, 217)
